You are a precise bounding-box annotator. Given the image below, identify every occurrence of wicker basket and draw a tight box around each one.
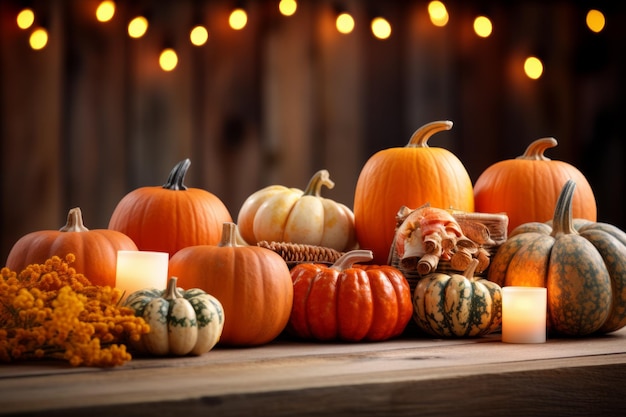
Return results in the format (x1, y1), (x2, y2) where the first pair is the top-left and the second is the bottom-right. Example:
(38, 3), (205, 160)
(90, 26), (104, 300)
(388, 210), (509, 293)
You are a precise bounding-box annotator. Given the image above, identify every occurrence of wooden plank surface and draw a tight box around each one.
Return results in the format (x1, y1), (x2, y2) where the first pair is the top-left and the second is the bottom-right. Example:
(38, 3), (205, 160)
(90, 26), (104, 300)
(2, 328), (626, 416)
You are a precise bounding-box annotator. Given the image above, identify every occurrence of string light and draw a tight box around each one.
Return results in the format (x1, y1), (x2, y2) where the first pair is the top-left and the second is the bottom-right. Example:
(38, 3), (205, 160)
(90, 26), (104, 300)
(128, 16), (149, 38)
(29, 27), (48, 50)
(586, 9), (605, 33)
(159, 48), (178, 71)
(428, 1), (449, 27)
(279, 0), (297, 17)
(371, 17), (391, 40)
(96, 1), (116, 23)
(16, 8), (35, 30)
(473, 16), (492, 38)
(229, 8), (248, 30)
(524, 56), (543, 80)
(190, 25), (209, 46)
(336, 12), (355, 34)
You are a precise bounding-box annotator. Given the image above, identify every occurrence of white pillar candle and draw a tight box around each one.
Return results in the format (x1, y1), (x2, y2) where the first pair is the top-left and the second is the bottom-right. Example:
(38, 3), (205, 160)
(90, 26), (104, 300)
(115, 250), (169, 301)
(502, 286), (547, 344)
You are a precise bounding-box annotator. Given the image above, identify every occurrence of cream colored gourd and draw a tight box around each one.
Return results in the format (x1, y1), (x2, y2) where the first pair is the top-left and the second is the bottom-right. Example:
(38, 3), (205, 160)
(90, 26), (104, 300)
(237, 169), (357, 251)
(124, 277), (224, 356)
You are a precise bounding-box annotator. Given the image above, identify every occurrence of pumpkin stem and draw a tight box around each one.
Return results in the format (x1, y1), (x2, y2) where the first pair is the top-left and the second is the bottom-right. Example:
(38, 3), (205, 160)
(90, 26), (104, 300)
(59, 207), (89, 232)
(163, 277), (180, 301)
(462, 258), (479, 280)
(163, 159), (191, 191)
(218, 222), (240, 248)
(406, 120), (453, 148)
(331, 249), (373, 271)
(550, 179), (578, 238)
(302, 169), (335, 197)
(516, 137), (557, 161)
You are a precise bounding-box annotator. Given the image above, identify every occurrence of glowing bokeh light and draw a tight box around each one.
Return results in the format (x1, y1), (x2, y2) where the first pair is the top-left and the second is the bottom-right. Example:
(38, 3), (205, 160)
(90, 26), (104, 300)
(17, 8), (35, 30)
(29, 27), (48, 50)
(279, 0), (297, 17)
(159, 48), (178, 71)
(473, 16), (492, 38)
(428, 1), (449, 27)
(336, 13), (355, 34)
(371, 17), (392, 40)
(586, 9), (605, 33)
(128, 16), (149, 38)
(96, 1), (116, 23)
(229, 8), (248, 30)
(524, 56), (543, 80)
(190, 25), (209, 46)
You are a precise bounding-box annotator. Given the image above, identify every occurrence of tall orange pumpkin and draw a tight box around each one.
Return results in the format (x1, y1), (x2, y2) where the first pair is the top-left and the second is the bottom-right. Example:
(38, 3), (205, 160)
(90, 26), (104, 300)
(168, 222), (293, 346)
(6, 207), (138, 287)
(353, 120), (474, 264)
(473, 137), (597, 234)
(108, 159), (232, 257)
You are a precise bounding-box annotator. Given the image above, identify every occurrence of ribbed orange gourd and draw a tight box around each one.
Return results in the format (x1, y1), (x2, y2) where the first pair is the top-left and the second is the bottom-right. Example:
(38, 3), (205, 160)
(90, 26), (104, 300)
(474, 137), (597, 234)
(288, 250), (413, 342)
(488, 180), (626, 336)
(353, 121), (474, 264)
(108, 159), (232, 257)
(6, 207), (138, 287)
(168, 222), (293, 346)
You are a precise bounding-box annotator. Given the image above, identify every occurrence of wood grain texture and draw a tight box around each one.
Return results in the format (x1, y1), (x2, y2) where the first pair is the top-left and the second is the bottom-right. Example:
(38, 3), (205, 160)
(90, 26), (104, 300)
(2, 328), (626, 416)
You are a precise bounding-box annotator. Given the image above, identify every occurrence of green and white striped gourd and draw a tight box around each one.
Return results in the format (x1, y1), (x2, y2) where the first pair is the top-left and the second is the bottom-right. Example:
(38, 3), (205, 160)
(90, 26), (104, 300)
(124, 276), (224, 356)
(412, 259), (502, 337)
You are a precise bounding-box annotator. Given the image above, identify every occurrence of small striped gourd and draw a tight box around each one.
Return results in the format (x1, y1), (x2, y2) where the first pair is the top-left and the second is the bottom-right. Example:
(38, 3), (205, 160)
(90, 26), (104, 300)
(412, 259), (502, 337)
(488, 179), (626, 336)
(124, 277), (224, 356)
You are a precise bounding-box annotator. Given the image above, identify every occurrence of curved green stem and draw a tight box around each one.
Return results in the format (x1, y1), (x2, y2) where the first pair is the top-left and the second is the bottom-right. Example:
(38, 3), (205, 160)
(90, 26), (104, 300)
(550, 179), (578, 238)
(303, 169), (335, 197)
(163, 159), (191, 190)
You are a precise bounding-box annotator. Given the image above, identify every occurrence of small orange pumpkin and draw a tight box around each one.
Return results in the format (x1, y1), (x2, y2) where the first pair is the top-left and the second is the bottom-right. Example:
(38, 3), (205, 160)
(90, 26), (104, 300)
(474, 137), (597, 234)
(108, 159), (232, 257)
(168, 222), (293, 346)
(5, 207), (138, 287)
(353, 121), (475, 264)
(288, 250), (413, 342)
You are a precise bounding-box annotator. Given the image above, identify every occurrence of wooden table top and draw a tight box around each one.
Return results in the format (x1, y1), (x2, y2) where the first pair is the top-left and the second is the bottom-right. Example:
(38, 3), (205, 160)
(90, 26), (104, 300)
(2, 327), (626, 417)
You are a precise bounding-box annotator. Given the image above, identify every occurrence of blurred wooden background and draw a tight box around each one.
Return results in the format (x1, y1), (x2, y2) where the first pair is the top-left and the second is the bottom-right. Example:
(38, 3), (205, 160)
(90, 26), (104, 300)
(1, 0), (625, 263)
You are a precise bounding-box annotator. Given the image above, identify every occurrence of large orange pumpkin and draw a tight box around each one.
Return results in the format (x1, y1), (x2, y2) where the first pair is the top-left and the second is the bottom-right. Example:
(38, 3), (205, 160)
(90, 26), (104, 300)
(353, 120), (474, 264)
(108, 159), (232, 257)
(5, 207), (138, 287)
(288, 250), (413, 342)
(474, 137), (597, 234)
(168, 222), (293, 346)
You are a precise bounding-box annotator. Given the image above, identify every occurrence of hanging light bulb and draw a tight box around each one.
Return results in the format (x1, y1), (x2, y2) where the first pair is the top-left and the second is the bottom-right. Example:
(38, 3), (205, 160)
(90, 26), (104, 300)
(229, 8), (248, 30)
(524, 56), (543, 80)
(428, 1), (449, 27)
(371, 17), (391, 40)
(190, 25), (209, 46)
(17, 8), (35, 30)
(473, 15), (492, 38)
(586, 9), (605, 33)
(279, 0), (297, 17)
(128, 16), (149, 38)
(29, 27), (48, 50)
(336, 12), (355, 34)
(96, 1), (116, 23)
(159, 48), (178, 71)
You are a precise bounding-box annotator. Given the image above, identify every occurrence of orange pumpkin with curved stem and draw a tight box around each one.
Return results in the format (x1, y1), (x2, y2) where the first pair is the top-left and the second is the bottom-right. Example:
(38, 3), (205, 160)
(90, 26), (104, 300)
(288, 249), (413, 342)
(6, 207), (138, 287)
(168, 222), (293, 346)
(353, 121), (474, 264)
(474, 137), (597, 234)
(108, 159), (232, 257)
